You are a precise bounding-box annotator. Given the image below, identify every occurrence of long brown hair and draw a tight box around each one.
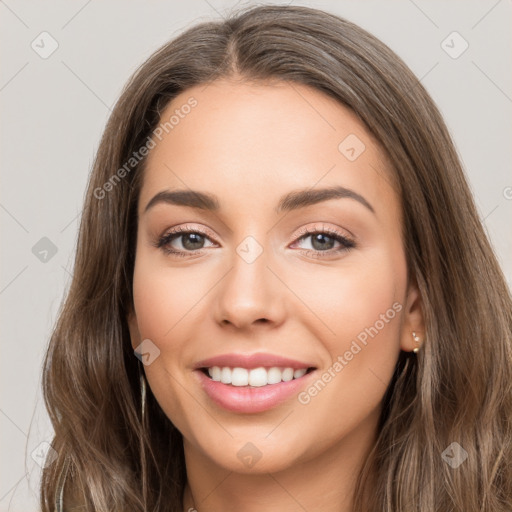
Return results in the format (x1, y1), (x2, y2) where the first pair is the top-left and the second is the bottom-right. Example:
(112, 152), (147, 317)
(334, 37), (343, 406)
(40, 5), (512, 511)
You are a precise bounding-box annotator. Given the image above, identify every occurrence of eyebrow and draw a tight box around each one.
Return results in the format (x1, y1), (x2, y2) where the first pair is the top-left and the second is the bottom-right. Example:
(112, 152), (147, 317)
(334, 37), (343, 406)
(143, 185), (375, 215)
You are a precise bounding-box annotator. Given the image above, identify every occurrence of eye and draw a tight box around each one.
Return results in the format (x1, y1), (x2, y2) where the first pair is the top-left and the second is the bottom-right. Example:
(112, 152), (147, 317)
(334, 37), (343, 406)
(153, 225), (216, 257)
(290, 225), (355, 258)
(153, 223), (355, 259)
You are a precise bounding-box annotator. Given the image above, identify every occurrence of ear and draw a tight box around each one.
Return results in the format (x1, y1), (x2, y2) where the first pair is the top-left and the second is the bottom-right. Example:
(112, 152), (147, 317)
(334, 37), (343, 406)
(399, 276), (425, 352)
(127, 307), (142, 351)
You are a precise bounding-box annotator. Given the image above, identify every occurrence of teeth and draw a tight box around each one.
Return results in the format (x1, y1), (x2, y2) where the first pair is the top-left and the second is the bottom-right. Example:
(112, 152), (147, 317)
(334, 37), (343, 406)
(282, 368), (294, 381)
(294, 368), (307, 379)
(248, 367), (267, 387)
(231, 367), (249, 386)
(210, 366), (221, 381)
(267, 367), (282, 385)
(220, 367), (232, 384)
(206, 366), (309, 387)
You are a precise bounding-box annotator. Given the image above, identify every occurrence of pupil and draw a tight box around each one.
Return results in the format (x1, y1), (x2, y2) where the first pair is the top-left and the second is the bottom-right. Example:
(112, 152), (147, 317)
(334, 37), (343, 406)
(312, 233), (334, 251)
(184, 233), (204, 250)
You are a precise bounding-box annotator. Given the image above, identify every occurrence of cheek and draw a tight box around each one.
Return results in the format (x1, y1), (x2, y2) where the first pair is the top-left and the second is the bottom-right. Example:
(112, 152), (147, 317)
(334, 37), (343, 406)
(132, 256), (207, 343)
(293, 248), (406, 441)
(131, 258), (206, 434)
(303, 247), (406, 354)
(131, 257), (200, 398)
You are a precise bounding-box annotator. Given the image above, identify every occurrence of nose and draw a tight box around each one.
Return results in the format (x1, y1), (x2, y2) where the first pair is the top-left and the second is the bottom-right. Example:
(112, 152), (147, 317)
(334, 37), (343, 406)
(213, 239), (286, 331)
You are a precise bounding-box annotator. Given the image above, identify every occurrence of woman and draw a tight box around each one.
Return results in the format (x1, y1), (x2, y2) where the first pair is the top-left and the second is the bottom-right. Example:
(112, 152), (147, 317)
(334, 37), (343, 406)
(40, 4), (512, 511)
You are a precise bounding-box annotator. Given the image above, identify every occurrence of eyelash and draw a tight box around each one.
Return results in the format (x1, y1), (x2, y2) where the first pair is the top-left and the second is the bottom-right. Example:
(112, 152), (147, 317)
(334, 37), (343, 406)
(153, 224), (356, 259)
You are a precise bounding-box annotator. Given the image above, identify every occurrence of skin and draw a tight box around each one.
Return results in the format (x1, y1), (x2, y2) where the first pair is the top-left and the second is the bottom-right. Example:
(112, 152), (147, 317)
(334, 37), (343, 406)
(127, 78), (424, 512)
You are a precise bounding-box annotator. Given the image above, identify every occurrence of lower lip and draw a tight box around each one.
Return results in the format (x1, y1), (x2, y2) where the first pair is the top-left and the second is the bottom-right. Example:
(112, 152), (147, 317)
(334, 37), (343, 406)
(195, 369), (316, 414)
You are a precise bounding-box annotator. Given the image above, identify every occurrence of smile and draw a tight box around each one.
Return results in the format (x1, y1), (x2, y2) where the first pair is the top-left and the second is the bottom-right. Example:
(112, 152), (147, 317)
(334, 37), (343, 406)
(203, 366), (313, 387)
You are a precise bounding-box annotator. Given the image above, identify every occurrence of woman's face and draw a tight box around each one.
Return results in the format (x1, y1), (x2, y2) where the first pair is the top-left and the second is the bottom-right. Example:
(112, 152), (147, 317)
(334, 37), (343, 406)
(128, 78), (423, 475)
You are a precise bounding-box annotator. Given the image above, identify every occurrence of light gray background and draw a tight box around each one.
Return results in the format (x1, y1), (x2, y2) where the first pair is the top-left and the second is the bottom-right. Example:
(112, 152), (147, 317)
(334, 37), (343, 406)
(1, 1), (511, 510)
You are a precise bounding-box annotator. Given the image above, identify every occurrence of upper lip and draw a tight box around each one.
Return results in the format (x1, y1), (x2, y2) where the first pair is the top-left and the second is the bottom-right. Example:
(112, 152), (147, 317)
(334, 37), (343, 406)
(194, 353), (316, 370)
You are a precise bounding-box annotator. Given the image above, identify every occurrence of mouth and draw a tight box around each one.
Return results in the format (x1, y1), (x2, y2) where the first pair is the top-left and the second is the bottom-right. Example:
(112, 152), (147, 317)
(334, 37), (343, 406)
(199, 366), (316, 387)
(195, 365), (318, 413)
(193, 353), (318, 413)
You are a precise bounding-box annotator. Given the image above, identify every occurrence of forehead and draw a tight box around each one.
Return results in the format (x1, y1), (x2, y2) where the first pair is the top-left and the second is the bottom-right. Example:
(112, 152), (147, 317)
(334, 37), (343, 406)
(138, 79), (397, 220)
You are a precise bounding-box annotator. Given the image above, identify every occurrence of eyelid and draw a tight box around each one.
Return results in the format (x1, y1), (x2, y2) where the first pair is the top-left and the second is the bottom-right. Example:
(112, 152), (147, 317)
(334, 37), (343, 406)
(292, 223), (355, 242)
(159, 223), (218, 241)
(157, 222), (353, 244)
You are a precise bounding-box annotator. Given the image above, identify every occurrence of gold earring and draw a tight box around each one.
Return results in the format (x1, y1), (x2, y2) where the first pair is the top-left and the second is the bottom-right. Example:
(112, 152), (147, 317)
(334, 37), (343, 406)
(412, 331), (420, 353)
